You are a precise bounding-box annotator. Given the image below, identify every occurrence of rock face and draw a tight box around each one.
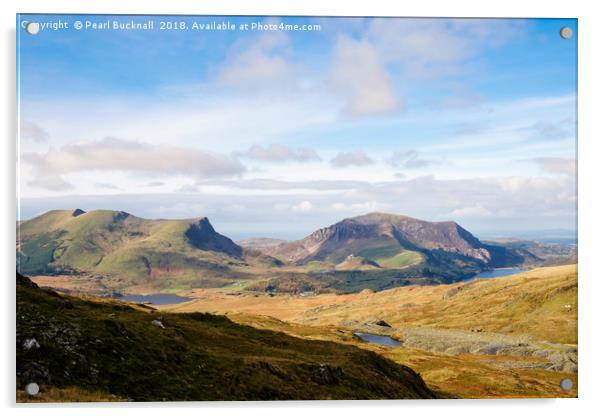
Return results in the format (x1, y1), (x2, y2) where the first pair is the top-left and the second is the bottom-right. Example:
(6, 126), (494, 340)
(151, 319), (165, 329)
(266, 212), (524, 268)
(185, 217), (243, 258)
(72, 208), (86, 217)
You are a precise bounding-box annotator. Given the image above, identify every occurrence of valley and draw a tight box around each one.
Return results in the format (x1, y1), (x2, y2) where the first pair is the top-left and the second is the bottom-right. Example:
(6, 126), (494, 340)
(16, 209), (578, 400)
(160, 265), (577, 398)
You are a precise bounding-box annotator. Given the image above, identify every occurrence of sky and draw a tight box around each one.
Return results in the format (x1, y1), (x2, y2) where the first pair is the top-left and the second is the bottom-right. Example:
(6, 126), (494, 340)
(17, 15), (577, 240)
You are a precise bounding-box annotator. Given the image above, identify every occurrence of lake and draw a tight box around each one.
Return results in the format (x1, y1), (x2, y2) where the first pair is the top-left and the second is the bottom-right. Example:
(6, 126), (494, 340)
(354, 332), (401, 347)
(118, 293), (192, 305)
(465, 267), (523, 282)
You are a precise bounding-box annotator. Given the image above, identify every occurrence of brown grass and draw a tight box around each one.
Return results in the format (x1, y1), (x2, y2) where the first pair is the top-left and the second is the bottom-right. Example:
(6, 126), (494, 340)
(166, 265), (577, 344)
(383, 348), (577, 399)
(17, 386), (124, 403)
(161, 265), (578, 399)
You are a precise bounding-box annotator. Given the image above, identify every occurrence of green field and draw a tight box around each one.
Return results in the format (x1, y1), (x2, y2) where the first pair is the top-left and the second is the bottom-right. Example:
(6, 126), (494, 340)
(376, 251), (423, 268)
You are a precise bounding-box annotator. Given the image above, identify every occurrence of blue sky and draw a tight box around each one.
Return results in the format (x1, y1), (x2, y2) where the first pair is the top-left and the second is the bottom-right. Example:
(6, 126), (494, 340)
(17, 15), (577, 239)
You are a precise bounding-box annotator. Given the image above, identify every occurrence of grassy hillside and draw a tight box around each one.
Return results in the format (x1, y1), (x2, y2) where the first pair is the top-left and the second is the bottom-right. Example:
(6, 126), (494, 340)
(171, 265), (577, 344)
(17, 210), (253, 293)
(224, 313), (577, 399)
(297, 264), (578, 344)
(164, 265), (577, 398)
(16, 273), (437, 402)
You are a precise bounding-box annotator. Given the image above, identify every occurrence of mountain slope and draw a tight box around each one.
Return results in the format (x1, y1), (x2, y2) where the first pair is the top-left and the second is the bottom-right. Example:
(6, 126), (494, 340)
(237, 238), (287, 251)
(17, 209), (247, 291)
(266, 212), (531, 273)
(16, 272), (437, 401)
(335, 254), (382, 271)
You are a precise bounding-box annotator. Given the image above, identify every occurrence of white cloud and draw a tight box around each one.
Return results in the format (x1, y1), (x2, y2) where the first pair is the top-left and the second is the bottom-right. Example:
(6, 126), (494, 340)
(331, 35), (402, 117)
(20, 172), (576, 238)
(28, 176), (73, 191)
(22, 137), (245, 190)
(178, 184), (200, 193)
(217, 29), (292, 86)
(157, 202), (210, 215)
(145, 181), (166, 187)
(366, 18), (525, 78)
(385, 150), (442, 169)
(292, 200), (314, 213)
(20, 120), (48, 142)
(238, 144), (320, 162)
(21, 90), (338, 159)
(327, 19), (523, 118)
(275, 200), (314, 213)
(532, 157), (576, 176)
(330, 150), (375, 167)
(449, 205), (492, 218)
(331, 201), (392, 214)
(95, 183), (121, 190)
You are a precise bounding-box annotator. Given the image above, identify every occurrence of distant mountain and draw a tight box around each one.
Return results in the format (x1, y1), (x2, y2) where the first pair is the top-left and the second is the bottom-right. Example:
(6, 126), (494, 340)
(16, 209), (248, 291)
(264, 212), (533, 273)
(486, 238), (576, 267)
(237, 237), (288, 251)
(16, 209), (540, 295)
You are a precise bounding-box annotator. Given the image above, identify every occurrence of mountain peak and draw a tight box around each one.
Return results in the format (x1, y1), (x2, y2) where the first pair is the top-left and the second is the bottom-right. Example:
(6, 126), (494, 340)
(266, 212), (498, 266)
(194, 216), (213, 228)
(72, 208), (86, 217)
(185, 217), (242, 258)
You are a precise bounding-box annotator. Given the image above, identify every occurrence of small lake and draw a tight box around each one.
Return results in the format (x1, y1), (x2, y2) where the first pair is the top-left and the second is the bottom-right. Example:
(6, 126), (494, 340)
(465, 267), (523, 282)
(118, 293), (192, 305)
(354, 332), (401, 347)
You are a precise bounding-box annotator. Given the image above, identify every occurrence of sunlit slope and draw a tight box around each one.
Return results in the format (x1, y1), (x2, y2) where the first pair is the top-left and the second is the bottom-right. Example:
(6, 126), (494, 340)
(164, 265), (578, 399)
(17, 209), (248, 290)
(297, 264), (577, 344)
(169, 265), (577, 345)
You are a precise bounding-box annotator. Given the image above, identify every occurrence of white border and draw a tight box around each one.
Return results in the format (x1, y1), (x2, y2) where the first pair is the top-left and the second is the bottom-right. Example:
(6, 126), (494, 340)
(2, 1), (601, 415)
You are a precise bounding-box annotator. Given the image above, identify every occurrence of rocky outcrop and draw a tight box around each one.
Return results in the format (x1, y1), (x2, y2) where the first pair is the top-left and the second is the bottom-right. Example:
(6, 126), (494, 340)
(72, 208), (86, 217)
(184, 217), (243, 258)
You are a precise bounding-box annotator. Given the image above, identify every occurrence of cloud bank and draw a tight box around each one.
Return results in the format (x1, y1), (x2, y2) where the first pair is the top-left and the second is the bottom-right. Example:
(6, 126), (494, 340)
(238, 144), (320, 162)
(330, 151), (374, 167)
(23, 137), (245, 190)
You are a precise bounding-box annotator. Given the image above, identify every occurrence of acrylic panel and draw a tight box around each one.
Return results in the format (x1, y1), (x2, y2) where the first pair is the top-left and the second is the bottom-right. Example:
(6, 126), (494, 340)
(16, 14), (577, 402)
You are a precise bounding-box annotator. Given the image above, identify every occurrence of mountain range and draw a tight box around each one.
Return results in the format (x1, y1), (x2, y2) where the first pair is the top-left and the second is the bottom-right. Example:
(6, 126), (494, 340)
(17, 209), (565, 294)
